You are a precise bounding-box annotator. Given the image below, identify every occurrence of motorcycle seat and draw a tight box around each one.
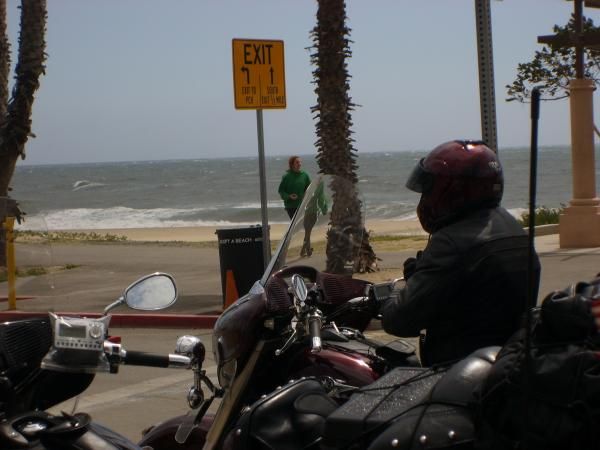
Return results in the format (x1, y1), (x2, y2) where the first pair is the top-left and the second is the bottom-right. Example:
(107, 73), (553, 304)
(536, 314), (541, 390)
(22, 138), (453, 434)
(430, 345), (499, 405)
(322, 346), (500, 450)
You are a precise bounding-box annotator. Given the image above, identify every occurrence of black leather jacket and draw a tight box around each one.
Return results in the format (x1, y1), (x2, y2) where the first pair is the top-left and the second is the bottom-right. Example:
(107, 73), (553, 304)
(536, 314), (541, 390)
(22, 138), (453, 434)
(381, 207), (540, 366)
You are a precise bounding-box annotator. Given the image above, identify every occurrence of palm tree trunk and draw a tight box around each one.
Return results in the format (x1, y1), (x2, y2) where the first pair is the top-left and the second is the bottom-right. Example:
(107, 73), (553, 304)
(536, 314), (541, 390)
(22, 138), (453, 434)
(0, 0), (9, 117)
(311, 0), (377, 273)
(0, 0), (47, 267)
(0, 0), (47, 196)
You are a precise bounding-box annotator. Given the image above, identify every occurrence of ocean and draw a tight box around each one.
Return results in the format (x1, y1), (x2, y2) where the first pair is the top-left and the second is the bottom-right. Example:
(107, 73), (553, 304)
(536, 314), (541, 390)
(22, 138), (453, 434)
(10, 146), (599, 230)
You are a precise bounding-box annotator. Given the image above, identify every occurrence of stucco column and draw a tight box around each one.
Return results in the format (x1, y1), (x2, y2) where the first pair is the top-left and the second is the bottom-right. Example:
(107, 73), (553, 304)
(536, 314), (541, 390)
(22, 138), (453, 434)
(559, 78), (600, 247)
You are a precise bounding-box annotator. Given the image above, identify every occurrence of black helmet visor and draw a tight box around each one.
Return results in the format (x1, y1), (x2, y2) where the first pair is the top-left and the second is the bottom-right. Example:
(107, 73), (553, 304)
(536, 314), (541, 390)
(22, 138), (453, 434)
(406, 158), (433, 193)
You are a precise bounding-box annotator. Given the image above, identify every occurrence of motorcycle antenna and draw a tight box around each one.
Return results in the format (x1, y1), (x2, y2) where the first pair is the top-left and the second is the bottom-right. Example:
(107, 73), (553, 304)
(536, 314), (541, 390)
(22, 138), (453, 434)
(523, 86), (541, 449)
(526, 87), (541, 314)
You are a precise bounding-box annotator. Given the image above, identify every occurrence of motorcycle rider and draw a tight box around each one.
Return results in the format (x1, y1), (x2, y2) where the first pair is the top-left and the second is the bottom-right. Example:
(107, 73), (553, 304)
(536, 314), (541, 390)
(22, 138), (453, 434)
(380, 140), (540, 366)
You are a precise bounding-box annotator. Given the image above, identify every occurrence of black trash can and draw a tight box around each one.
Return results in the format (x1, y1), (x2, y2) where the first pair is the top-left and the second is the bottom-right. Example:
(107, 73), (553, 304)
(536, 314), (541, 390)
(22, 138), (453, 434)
(216, 225), (265, 307)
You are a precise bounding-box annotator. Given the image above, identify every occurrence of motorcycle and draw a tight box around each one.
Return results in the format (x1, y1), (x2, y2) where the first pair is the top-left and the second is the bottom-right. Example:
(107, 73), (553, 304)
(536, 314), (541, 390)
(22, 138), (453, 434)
(0, 272), (192, 450)
(139, 175), (417, 450)
(214, 277), (600, 450)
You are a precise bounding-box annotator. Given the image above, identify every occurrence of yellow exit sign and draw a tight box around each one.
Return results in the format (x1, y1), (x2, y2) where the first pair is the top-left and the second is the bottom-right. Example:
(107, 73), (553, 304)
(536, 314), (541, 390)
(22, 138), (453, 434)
(232, 39), (286, 109)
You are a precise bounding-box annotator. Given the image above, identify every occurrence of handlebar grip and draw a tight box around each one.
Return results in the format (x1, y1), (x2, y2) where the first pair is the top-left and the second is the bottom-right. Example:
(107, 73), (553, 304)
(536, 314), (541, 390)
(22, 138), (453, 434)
(308, 314), (322, 353)
(124, 351), (170, 368)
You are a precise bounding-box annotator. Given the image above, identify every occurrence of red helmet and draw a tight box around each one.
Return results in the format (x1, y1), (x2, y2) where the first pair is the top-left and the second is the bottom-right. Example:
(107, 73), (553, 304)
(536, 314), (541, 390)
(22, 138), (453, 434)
(406, 140), (503, 233)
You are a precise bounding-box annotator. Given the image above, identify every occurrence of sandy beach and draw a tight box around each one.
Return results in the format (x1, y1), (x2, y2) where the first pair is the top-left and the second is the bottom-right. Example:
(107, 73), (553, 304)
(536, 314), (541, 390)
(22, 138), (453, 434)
(74, 219), (426, 243)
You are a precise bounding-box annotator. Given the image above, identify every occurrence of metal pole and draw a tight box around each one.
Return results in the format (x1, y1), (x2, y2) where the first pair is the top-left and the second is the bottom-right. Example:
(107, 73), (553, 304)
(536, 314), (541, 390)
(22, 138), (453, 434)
(522, 86), (540, 450)
(474, 0), (498, 152)
(256, 109), (271, 268)
(527, 88), (540, 311)
(574, 0), (584, 79)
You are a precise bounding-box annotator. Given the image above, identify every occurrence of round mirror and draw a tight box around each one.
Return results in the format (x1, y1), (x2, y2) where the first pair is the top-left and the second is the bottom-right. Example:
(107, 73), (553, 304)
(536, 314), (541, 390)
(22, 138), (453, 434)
(125, 273), (177, 311)
(291, 274), (308, 303)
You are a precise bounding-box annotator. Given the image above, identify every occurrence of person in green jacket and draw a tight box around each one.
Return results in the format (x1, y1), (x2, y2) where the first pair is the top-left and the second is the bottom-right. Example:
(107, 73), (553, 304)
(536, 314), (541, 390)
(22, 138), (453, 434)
(278, 155), (311, 220)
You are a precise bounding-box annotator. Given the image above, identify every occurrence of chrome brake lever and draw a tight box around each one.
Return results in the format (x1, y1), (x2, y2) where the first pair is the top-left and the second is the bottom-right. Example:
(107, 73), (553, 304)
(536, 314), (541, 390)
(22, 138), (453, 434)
(275, 328), (298, 356)
(176, 370), (223, 445)
(199, 370), (222, 396)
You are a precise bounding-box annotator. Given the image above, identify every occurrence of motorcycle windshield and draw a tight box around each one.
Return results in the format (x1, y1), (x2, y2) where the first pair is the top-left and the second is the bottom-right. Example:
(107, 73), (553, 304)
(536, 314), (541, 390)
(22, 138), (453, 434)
(261, 174), (365, 283)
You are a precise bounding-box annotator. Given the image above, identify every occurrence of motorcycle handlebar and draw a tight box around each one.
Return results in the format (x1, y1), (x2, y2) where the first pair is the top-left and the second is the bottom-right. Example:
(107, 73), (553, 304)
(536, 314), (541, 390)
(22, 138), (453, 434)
(123, 351), (191, 368)
(307, 313), (322, 353)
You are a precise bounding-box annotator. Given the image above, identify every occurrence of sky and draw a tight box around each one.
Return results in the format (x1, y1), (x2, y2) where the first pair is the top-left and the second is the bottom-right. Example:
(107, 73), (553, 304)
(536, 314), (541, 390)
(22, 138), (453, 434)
(5, 0), (597, 165)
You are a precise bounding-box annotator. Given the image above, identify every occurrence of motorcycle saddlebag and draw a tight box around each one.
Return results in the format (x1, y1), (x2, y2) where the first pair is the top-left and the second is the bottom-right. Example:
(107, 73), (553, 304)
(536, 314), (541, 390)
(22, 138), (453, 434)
(477, 280), (600, 450)
(222, 378), (338, 450)
(321, 347), (499, 450)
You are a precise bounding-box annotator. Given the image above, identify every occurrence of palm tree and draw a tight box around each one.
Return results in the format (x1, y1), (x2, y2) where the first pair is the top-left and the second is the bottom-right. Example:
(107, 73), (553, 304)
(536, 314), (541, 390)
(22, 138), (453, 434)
(0, 1), (9, 128)
(0, 0), (47, 265)
(0, 0), (47, 195)
(310, 0), (377, 274)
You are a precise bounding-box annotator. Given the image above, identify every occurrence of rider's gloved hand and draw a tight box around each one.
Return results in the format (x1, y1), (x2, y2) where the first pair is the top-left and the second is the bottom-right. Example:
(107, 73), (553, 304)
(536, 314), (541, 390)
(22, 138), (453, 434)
(403, 251), (422, 280)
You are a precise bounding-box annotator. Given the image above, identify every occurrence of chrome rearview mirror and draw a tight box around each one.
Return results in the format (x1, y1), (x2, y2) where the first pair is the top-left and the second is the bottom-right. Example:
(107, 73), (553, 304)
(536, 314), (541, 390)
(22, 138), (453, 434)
(125, 273), (177, 310)
(291, 274), (308, 304)
(103, 272), (178, 315)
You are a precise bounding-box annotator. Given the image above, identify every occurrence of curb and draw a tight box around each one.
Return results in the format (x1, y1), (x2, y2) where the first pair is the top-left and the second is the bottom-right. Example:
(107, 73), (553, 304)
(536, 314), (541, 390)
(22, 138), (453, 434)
(527, 224), (559, 236)
(0, 311), (219, 329)
(0, 296), (35, 302)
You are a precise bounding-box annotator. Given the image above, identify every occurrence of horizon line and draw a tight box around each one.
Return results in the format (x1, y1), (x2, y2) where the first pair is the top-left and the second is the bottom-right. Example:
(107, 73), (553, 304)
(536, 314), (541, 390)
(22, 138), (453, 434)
(16, 143), (579, 168)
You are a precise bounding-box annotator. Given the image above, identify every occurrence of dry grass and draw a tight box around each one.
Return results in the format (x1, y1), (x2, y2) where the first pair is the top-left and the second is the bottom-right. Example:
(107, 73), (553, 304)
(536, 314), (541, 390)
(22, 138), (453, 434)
(369, 235), (428, 252)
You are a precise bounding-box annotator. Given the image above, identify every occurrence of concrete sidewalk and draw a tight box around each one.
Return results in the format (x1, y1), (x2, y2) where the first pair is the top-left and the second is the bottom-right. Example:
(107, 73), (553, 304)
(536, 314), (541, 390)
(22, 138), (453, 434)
(0, 233), (598, 328)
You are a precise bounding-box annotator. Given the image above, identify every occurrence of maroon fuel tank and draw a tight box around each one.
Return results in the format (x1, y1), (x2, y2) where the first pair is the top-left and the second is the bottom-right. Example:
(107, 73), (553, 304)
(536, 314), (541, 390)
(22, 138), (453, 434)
(138, 413), (214, 449)
(286, 342), (384, 386)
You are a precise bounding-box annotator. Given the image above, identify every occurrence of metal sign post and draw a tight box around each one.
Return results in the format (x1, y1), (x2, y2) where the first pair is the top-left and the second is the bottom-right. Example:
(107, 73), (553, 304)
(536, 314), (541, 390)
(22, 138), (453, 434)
(474, 0), (498, 152)
(255, 109), (270, 267)
(232, 38), (287, 268)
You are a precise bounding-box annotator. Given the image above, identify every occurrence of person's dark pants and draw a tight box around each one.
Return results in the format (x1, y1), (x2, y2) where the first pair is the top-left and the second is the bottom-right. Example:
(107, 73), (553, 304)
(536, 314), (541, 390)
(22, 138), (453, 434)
(285, 208), (297, 220)
(301, 210), (317, 257)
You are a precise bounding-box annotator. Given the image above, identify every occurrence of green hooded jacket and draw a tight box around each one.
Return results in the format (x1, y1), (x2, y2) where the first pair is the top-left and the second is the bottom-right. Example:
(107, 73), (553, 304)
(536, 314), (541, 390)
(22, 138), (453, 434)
(278, 170), (311, 209)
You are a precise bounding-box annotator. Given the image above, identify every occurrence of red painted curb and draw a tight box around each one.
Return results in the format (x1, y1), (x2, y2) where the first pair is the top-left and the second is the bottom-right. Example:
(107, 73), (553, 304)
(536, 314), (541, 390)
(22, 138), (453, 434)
(0, 296), (35, 302)
(0, 311), (219, 329)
